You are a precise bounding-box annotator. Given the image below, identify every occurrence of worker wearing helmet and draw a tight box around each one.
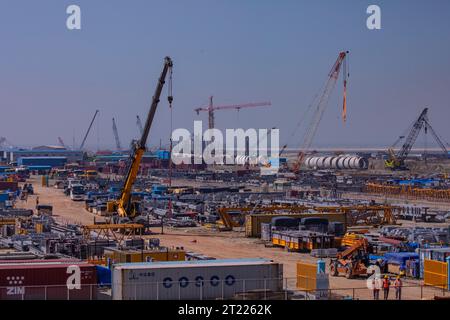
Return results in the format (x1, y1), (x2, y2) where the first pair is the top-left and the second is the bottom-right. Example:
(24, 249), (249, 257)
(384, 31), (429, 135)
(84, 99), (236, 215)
(394, 276), (403, 300)
(383, 275), (390, 300)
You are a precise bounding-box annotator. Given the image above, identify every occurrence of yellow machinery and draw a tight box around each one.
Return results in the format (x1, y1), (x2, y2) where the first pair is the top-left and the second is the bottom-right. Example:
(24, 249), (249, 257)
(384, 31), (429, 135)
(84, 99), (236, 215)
(385, 108), (448, 170)
(103, 247), (185, 264)
(107, 56), (173, 219)
(330, 238), (370, 279)
(341, 232), (366, 247)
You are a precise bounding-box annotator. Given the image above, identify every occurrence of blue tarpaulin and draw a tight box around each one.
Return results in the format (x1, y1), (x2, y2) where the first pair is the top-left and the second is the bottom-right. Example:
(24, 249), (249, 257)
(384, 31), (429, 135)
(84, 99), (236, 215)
(96, 265), (111, 286)
(383, 252), (419, 268)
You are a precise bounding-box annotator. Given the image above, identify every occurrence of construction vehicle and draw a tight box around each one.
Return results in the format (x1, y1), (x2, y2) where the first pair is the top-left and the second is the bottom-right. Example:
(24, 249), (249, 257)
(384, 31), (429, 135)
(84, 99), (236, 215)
(79, 109), (99, 150)
(216, 207), (245, 231)
(329, 238), (370, 279)
(195, 96), (271, 130)
(107, 56), (173, 219)
(385, 108), (448, 170)
(292, 51), (349, 173)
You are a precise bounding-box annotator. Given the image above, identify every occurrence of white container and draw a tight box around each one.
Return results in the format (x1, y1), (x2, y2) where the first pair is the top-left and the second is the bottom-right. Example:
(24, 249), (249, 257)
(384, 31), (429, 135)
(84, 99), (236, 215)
(112, 258), (283, 300)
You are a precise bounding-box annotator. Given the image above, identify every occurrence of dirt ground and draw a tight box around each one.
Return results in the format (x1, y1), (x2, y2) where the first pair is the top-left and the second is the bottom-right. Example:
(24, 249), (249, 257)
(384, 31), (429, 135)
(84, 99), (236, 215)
(14, 175), (448, 300)
(16, 176), (102, 226)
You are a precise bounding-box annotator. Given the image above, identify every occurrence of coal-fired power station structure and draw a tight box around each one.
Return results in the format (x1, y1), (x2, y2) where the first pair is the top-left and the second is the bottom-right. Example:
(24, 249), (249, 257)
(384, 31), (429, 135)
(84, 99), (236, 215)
(304, 155), (368, 170)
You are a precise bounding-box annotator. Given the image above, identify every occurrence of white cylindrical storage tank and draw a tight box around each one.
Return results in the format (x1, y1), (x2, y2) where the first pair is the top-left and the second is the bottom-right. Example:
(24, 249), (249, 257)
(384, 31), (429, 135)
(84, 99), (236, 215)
(323, 157), (333, 168)
(349, 157), (359, 169)
(330, 157), (339, 169)
(315, 157), (325, 169)
(308, 157), (318, 168)
(305, 157), (315, 169)
(336, 156), (346, 169)
(307, 156), (318, 169)
(343, 156), (352, 169)
(361, 158), (368, 169)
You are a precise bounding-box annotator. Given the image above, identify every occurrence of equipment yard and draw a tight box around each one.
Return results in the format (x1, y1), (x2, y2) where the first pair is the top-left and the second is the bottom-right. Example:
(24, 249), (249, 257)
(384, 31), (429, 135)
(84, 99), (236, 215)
(8, 175), (449, 300)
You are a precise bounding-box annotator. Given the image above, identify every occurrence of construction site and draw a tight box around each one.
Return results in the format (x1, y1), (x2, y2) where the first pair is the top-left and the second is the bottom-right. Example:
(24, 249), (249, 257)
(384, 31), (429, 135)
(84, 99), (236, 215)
(1, 51), (449, 301)
(1, 2), (450, 304)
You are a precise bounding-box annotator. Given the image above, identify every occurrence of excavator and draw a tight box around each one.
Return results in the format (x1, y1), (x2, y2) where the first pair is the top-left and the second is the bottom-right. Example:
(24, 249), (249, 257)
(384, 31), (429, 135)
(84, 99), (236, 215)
(107, 56), (173, 221)
(329, 238), (370, 279)
(385, 108), (448, 170)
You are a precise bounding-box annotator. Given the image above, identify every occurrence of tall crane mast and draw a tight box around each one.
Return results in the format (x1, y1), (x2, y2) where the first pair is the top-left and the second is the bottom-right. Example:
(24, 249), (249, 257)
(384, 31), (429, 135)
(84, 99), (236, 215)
(194, 96), (272, 130)
(293, 51), (349, 172)
(110, 56), (173, 218)
(79, 109), (99, 150)
(386, 108), (448, 170)
(112, 117), (122, 151)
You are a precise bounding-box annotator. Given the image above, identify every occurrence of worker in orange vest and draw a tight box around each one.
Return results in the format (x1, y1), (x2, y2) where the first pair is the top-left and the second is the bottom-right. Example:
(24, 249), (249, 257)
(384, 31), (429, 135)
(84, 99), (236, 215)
(383, 275), (390, 300)
(394, 276), (402, 300)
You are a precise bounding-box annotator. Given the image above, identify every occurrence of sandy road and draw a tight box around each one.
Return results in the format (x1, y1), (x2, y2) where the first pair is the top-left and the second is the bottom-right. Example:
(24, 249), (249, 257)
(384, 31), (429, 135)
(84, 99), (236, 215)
(15, 176), (100, 225)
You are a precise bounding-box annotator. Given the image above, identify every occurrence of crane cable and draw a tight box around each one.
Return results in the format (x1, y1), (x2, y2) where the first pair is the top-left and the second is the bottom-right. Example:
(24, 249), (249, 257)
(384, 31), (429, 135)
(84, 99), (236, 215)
(167, 65), (174, 218)
(168, 66), (174, 188)
(342, 53), (349, 123)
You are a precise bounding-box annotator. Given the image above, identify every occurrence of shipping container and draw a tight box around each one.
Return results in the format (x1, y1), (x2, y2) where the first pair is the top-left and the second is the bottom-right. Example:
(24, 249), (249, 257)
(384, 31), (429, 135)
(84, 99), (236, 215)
(104, 248), (186, 264)
(112, 258), (283, 300)
(0, 261), (97, 300)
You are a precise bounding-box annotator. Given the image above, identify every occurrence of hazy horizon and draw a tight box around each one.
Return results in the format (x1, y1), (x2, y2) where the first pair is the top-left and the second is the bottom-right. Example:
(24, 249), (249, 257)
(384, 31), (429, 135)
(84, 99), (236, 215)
(1, 0), (449, 151)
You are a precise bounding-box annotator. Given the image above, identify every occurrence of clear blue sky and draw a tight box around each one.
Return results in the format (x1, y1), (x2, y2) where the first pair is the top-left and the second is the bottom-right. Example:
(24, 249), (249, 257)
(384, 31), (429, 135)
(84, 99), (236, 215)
(0, 0), (449, 150)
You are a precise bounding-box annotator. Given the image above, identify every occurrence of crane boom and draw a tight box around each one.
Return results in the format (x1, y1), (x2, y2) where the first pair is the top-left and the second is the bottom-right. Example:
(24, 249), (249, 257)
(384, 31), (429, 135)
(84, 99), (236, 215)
(423, 118), (448, 154)
(79, 109), (99, 150)
(397, 108), (428, 160)
(115, 56), (173, 218)
(293, 51), (349, 172)
(112, 118), (122, 151)
(386, 108), (448, 169)
(194, 96), (272, 130)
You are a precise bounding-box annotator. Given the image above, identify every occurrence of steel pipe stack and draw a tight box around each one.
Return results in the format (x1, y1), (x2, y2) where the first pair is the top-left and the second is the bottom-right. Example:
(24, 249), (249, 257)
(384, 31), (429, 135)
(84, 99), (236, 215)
(304, 155), (368, 170)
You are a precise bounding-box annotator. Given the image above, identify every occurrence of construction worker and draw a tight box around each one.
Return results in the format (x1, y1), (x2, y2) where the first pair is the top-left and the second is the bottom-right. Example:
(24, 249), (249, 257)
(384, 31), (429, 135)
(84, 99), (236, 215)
(383, 275), (390, 300)
(394, 276), (403, 300)
(372, 275), (381, 300)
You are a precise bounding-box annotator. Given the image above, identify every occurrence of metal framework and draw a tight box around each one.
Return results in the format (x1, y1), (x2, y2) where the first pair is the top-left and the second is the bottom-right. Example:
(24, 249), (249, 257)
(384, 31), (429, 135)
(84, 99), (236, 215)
(366, 182), (450, 202)
(217, 203), (397, 230)
(82, 223), (144, 246)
